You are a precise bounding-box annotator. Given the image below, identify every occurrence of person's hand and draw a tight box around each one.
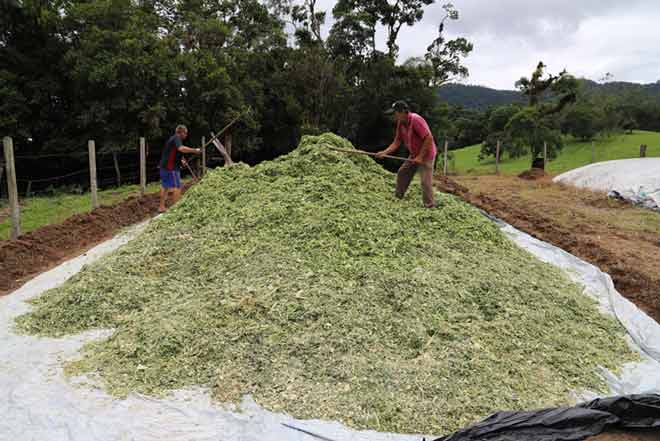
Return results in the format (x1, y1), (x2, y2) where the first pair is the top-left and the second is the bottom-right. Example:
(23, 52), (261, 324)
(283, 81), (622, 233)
(181, 157), (188, 167)
(412, 156), (423, 165)
(375, 150), (386, 159)
(196, 148), (202, 155)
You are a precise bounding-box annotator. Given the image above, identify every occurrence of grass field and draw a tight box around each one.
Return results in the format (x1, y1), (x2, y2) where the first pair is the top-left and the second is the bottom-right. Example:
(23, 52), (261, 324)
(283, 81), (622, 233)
(451, 130), (660, 175)
(0, 182), (161, 240)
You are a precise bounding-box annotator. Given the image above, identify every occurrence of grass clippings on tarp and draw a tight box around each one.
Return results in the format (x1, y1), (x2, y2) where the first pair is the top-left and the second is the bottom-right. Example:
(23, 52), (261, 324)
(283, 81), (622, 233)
(16, 133), (636, 435)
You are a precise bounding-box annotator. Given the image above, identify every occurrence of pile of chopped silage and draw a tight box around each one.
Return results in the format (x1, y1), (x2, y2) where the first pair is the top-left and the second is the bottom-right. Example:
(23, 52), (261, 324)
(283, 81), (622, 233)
(17, 133), (636, 435)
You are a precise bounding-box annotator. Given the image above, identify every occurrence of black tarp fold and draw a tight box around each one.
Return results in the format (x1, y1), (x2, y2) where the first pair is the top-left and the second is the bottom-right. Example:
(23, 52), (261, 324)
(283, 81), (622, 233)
(434, 395), (660, 441)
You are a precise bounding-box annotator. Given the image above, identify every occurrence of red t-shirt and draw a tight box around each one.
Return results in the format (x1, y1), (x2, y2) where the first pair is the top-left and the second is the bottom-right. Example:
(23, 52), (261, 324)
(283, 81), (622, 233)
(395, 112), (437, 161)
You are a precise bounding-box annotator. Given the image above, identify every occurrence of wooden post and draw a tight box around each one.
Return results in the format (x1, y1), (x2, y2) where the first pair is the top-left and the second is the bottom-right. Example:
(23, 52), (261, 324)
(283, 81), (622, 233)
(112, 151), (121, 187)
(640, 144), (647, 158)
(201, 136), (206, 177)
(0, 163), (4, 199)
(88, 140), (99, 209)
(25, 181), (32, 198)
(543, 142), (548, 169)
(3, 136), (21, 239)
(139, 137), (147, 196)
(443, 139), (448, 176)
(495, 140), (501, 175)
(225, 133), (232, 159)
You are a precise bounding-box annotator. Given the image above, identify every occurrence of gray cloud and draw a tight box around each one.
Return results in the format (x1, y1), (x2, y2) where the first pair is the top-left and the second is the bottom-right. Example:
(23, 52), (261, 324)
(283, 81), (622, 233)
(310, 0), (660, 89)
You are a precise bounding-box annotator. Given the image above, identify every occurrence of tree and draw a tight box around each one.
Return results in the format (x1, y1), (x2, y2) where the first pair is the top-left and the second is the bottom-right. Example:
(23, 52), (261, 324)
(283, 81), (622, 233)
(561, 105), (603, 141)
(61, 0), (182, 151)
(507, 62), (578, 165)
(380, 0), (434, 58)
(505, 107), (563, 161)
(424, 3), (473, 87)
(0, 0), (71, 149)
(515, 62), (578, 112)
(479, 104), (521, 160)
(329, 0), (436, 60)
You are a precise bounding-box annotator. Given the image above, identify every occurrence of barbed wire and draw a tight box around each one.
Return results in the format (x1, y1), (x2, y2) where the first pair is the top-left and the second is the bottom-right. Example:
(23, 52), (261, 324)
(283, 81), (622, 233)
(14, 150), (141, 160)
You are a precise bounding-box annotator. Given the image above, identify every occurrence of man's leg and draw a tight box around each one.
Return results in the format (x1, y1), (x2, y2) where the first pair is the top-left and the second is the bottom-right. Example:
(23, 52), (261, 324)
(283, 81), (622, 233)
(172, 188), (182, 204)
(171, 170), (182, 204)
(419, 160), (437, 208)
(395, 161), (418, 199)
(159, 187), (167, 212)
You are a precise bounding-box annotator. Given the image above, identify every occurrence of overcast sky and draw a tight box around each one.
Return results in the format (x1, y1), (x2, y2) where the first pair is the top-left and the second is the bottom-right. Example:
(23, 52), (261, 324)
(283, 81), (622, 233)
(312, 0), (660, 90)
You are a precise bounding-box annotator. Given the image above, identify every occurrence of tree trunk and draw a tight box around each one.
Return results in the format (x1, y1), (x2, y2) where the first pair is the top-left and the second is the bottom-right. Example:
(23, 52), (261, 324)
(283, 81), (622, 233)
(112, 152), (121, 187)
(0, 163), (5, 199)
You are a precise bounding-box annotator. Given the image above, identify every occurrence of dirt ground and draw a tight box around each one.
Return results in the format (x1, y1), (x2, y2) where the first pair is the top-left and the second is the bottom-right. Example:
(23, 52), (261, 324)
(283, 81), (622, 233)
(436, 174), (660, 441)
(588, 430), (660, 441)
(435, 174), (660, 324)
(0, 186), (189, 296)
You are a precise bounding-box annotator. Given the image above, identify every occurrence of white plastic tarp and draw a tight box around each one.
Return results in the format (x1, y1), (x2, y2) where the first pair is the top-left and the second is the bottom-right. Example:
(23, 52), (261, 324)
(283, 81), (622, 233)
(553, 158), (660, 210)
(1, 220), (660, 441)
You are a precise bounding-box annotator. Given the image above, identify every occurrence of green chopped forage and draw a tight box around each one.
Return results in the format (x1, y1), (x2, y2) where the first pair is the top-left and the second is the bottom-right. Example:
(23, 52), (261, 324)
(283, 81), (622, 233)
(16, 133), (636, 435)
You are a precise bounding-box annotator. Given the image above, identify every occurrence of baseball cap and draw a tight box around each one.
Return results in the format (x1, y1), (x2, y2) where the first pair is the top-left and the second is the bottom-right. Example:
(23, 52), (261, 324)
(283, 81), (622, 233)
(384, 100), (410, 115)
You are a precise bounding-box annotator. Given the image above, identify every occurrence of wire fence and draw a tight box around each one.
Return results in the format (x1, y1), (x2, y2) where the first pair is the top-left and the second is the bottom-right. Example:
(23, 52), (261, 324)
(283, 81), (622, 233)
(1, 145), (222, 199)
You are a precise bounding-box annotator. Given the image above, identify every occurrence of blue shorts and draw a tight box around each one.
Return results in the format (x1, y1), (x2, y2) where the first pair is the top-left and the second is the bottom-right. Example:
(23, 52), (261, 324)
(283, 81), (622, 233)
(160, 168), (181, 189)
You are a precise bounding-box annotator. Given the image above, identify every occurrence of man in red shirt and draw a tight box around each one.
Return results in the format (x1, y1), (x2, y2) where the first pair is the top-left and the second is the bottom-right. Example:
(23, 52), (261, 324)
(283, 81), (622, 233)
(377, 101), (437, 208)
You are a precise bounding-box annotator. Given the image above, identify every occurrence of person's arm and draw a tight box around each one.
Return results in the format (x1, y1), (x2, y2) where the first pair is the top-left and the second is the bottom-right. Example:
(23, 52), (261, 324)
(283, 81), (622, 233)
(178, 146), (202, 155)
(376, 124), (402, 158)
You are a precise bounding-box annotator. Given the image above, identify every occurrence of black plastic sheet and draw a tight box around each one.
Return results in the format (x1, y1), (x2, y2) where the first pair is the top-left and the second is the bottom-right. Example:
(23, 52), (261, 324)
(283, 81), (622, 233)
(435, 395), (660, 441)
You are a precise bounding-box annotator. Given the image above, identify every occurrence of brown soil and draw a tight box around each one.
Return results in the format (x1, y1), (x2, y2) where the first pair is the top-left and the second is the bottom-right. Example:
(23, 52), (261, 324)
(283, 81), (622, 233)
(518, 168), (546, 180)
(435, 175), (660, 440)
(435, 175), (660, 324)
(0, 187), (189, 296)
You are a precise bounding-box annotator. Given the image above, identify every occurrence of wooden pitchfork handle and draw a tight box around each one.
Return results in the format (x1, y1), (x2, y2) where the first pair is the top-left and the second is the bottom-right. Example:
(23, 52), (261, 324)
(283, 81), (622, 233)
(325, 146), (414, 163)
(181, 157), (198, 181)
(202, 110), (248, 150)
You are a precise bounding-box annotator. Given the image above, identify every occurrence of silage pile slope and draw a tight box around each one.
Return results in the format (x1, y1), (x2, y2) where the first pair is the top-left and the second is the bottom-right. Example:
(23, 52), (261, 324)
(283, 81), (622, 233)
(17, 133), (634, 435)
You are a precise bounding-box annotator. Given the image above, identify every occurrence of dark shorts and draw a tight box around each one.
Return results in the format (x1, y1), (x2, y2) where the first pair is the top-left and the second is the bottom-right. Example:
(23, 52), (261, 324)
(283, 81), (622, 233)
(160, 168), (181, 189)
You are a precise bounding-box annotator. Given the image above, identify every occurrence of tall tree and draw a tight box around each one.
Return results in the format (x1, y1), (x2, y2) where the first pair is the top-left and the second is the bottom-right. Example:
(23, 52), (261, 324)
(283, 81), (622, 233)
(424, 3), (473, 86)
(0, 0), (71, 149)
(506, 62), (578, 165)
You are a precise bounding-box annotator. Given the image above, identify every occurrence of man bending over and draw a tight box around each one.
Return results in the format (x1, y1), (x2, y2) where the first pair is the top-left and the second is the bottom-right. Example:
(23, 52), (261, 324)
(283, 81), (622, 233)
(376, 101), (438, 208)
(159, 125), (201, 212)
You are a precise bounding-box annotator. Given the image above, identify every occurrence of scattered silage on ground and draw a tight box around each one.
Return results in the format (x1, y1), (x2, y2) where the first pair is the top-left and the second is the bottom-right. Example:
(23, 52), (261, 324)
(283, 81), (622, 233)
(16, 133), (636, 435)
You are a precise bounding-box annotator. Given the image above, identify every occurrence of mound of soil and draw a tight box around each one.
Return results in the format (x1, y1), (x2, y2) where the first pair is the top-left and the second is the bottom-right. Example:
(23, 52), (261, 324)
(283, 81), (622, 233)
(0, 186), (189, 296)
(518, 168), (546, 180)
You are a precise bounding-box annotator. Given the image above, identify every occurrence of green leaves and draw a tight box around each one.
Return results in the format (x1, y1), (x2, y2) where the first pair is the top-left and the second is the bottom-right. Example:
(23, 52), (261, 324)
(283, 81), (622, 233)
(17, 134), (635, 435)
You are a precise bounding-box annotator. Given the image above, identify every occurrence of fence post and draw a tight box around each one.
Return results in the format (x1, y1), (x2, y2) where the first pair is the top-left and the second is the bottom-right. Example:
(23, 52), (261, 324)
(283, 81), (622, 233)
(201, 136), (206, 177)
(640, 144), (647, 158)
(88, 140), (99, 209)
(112, 151), (121, 187)
(139, 137), (147, 196)
(495, 140), (501, 175)
(543, 142), (548, 169)
(3, 137), (20, 239)
(225, 133), (232, 159)
(443, 140), (448, 176)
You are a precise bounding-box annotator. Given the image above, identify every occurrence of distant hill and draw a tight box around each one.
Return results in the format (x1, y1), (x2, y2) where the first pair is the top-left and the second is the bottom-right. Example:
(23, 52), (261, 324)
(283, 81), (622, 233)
(439, 80), (660, 110)
(438, 84), (523, 110)
(580, 79), (660, 98)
